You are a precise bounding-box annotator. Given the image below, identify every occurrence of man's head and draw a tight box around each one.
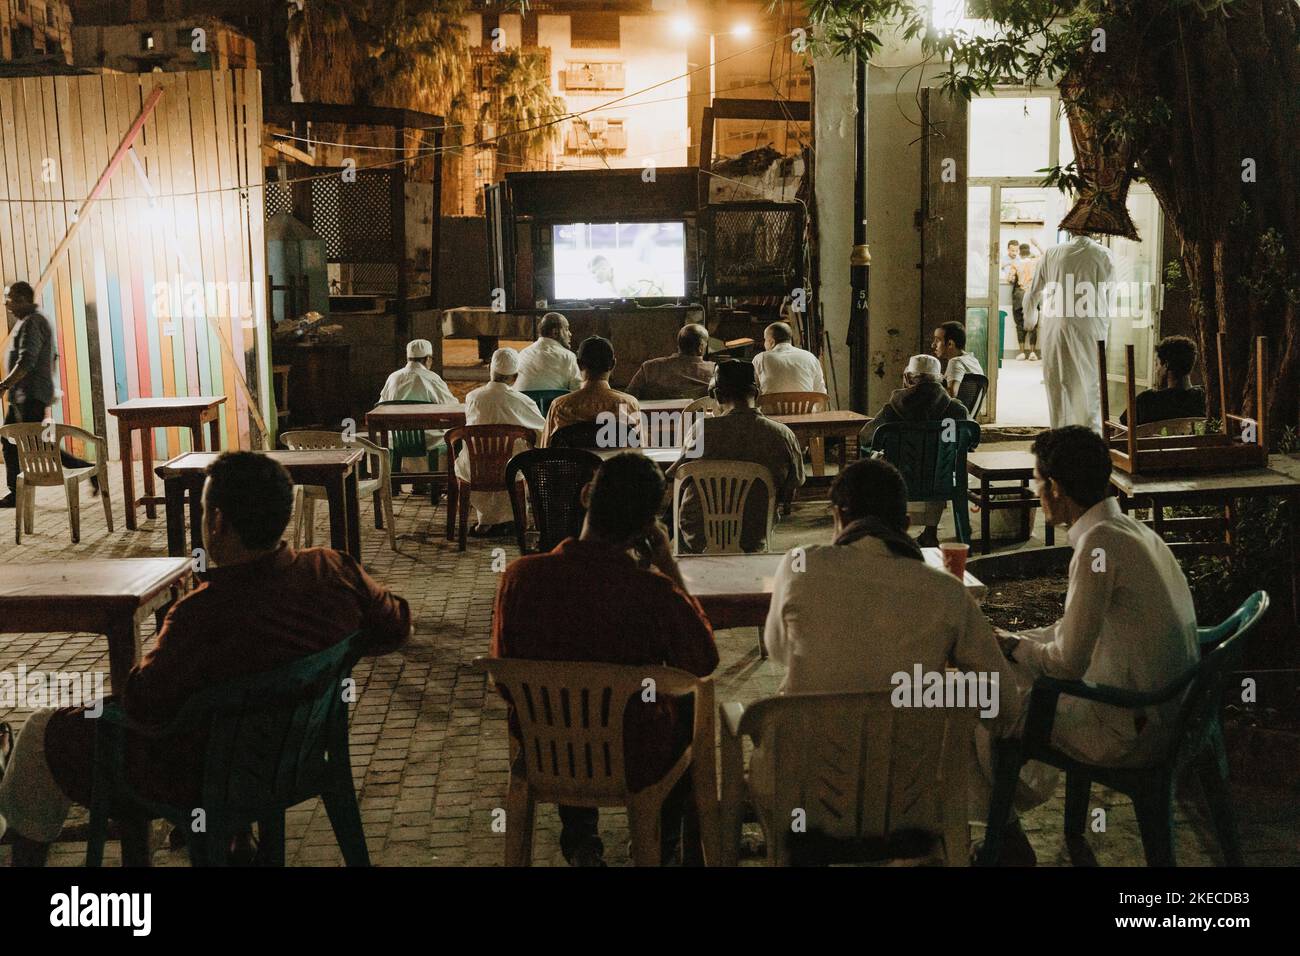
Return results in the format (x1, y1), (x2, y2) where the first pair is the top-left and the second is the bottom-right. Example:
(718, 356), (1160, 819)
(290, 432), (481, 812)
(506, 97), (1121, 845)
(1154, 335), (1197, 387)
(589, 256), (614, 286)
(1031, 426), (1112, 526)
(1018, 242), (1032, 258)
(201, 451), (295, 564)
(539, 311), (571, 348)
(490, 347), (520, 385)
(902, 353), (943, 388)
(828, 457), (909, 536)
(406, 339), (433, 370)
(710, 359), (759, 407)
(677, 323), (709, 357)
(932, 321), (966, 360)
(763, 322), (793, 351)
(4, 281), (36, 318)
(1006, 240), (1020, 258)
(581, 452), (666, 545)
(576, 335), (615, 381)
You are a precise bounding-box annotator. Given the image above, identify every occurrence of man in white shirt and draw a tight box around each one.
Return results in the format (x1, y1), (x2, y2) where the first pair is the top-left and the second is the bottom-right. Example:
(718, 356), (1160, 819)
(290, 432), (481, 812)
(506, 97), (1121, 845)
(1021, 233), (1116, 432)
(455, 348), (546, 536)
(932, 321), (984, 398)
(984, 426), (1199, 863)
(752, 322), (826, 395)
(379, 338), (456, 404)
(515, 312), (582, 394)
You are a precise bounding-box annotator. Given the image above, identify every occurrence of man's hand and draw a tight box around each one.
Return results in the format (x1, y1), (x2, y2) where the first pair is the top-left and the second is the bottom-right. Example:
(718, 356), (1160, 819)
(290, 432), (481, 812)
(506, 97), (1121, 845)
(643, 521), (689, 591)
(995, 629), (1020, 658)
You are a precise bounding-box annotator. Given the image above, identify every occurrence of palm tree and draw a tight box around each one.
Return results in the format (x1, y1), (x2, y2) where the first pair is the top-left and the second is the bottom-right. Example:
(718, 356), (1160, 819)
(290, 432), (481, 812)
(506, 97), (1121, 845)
(479, 48), (567, 178)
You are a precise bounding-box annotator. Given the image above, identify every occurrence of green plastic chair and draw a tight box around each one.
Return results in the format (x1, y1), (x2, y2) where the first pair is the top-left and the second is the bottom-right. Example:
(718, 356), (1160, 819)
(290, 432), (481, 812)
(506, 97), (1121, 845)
(86, 632), (370, 867)
(870, 420), (981, 544)
(977, 590), (1269, 867)
(522, 389), (568, 416)
(376, 398), (444, 473)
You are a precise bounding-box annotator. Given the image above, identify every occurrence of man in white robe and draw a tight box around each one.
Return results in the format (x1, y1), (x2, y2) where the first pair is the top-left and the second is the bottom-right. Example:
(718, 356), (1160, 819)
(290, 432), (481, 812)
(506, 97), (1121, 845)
(515, 312), (582, 394)
(454, 348), (545, 535)
(377, 339), (456, 477)
(1022, 233), (1116, 433)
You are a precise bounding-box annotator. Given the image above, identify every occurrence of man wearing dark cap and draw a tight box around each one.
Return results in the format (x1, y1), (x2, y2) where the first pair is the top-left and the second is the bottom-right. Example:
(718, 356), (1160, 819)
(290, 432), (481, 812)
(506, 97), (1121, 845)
(667, 360), (805, 553)
(541, 335), (639, 446)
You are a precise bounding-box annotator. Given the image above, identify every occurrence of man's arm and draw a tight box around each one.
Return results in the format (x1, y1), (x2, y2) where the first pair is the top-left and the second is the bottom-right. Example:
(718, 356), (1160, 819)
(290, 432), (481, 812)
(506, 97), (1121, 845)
(644, 523), (719, 676)
(0, 318), (43, 392)
(782, 426), (806, 492)
(343, 553), (412, 655)
(1022, 251), (1049, 332)
(812, 355), (827, 394)
(762, 551), (796, 668)
(625, 362), (647, 399)
(1013, 542), (1114, 679)
(951, 591), (1020, 731)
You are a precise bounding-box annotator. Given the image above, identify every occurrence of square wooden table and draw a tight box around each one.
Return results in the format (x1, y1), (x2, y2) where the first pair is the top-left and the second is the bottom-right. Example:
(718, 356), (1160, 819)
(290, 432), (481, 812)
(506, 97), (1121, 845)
(771, 410), (870, 476)
(0, 558), (193, 690)
(678, 548), (986, 629)
(364, 403), (466, 500)
(109, 397), (226, 530)
(966, 450), (1055, 554)
(155, 449), (366, 559)
(588, 446), (682, 469)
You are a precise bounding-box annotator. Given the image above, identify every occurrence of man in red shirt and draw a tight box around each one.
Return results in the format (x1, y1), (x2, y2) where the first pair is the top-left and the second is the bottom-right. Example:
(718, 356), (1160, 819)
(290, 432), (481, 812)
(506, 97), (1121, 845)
(492, 452), (718, 866)
(0, 452), (411, 865)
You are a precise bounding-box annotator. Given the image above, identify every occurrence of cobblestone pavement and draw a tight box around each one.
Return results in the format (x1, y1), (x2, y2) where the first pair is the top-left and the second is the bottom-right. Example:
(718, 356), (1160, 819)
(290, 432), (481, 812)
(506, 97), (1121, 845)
(0, 465), (1295, 867)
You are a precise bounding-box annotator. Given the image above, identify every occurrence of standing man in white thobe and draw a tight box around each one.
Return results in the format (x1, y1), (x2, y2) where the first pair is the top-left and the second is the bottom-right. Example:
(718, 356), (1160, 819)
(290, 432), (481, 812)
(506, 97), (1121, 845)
(1022, 233), (1116, 433)
(455, 348), (546, 536)
(515, 312), (582, 394)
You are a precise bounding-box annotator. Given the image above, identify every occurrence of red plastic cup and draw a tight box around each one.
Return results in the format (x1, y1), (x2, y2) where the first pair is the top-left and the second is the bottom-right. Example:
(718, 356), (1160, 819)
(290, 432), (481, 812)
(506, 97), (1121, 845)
(940, 542), (969, 579)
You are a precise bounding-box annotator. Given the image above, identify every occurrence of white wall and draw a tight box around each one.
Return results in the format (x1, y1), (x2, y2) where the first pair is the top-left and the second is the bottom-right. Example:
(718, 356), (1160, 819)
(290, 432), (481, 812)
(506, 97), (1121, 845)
(812, 47), (854, 411)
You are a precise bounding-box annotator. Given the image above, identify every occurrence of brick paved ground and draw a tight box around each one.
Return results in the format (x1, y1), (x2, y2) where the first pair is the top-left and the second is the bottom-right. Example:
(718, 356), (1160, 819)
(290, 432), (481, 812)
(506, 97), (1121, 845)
(1, 463), (1296, 867)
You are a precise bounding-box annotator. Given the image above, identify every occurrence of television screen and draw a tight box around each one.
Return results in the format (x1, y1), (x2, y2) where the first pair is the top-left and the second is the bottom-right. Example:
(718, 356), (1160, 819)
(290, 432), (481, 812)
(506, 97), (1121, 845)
(552, 221), (686, 300)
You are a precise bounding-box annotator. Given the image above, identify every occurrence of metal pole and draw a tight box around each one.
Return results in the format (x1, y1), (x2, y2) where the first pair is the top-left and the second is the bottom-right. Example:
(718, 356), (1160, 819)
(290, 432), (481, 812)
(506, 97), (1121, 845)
(848, 54), (870, 413)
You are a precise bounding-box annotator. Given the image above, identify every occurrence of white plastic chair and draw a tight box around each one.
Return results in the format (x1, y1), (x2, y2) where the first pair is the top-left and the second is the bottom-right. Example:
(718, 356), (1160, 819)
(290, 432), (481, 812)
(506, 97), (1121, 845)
(683, 396), (721, 417)
(671, 459), (775, 555)
(720, 691), (975, 866)
(0, 422), (112, 544)
(281, 430), (396, 551)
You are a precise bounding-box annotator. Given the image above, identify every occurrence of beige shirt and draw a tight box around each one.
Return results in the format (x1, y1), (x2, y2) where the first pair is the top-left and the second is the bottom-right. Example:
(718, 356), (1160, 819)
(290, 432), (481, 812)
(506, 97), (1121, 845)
(541, 380), (640, 446)
(626, 353), (716, 400)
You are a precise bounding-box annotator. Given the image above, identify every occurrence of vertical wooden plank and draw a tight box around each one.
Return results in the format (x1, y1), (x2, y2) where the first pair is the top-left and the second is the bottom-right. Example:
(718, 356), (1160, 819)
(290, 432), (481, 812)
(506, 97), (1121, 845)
(169, 72), (205, 404)
(240, 69), (272, 443)
(3, 79), (39, 284)
(141, 73), (181, 457)
(0, 80), (17, 296)
(209, 70), (246, 448)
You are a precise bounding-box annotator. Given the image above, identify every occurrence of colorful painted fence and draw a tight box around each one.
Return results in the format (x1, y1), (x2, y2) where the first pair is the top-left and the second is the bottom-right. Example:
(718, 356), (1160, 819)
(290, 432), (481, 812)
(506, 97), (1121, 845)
(0, 69), (271, 461)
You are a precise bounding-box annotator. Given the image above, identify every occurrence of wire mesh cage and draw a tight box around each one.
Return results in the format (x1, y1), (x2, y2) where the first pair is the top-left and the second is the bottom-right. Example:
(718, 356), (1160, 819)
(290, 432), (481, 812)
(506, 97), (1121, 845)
(704, 202), (805, 297)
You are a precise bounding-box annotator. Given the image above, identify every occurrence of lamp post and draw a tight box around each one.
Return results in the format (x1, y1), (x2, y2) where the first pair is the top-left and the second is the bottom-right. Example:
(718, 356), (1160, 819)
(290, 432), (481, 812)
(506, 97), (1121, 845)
(674, 15), (752, 166)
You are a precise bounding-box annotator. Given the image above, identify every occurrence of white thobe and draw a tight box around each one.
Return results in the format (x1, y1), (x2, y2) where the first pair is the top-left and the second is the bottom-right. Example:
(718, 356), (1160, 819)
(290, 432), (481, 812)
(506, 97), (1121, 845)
(1022, 236), (1115, 432)
(753, 342), (826, 395)
(514, 337), (581, 393)
(453, 381), (546, 526)
(377, 362), (456, 457)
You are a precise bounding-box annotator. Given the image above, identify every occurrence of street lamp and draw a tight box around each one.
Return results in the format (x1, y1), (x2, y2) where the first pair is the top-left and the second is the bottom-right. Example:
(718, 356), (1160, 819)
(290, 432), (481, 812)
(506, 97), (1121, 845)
(673, 17), (754, 161)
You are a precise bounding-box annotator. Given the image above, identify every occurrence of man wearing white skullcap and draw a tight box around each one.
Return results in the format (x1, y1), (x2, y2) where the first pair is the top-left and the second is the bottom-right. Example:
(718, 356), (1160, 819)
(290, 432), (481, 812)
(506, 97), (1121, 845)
(377, 339), (458, 480)
(860, 353), (970, 547)
(455, 347), (546, 535)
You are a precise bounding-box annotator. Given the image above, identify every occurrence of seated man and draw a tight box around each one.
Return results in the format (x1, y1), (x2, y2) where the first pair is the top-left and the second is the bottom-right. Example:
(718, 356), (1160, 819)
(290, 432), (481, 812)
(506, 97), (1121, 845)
(625, 323), (716, 400)
(1119, 334), (1206, 427)
(753, 321), (826, 395)
(932, 320), (984, 398)
(985, 426), (1200, 863)
(0, 451), (411, 865)
(455, 348), (546, 537)
(515, 311), (582, 394)
(492, 452), (719, 866)
(861, 353), (969, 548)
(667, 360), (804, 553)
(541, 336), (640, 446)
(379, 338), (456, 478)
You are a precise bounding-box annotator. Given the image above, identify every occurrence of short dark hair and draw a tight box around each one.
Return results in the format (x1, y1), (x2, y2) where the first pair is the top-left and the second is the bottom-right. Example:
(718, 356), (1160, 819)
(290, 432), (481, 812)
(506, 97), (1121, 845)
(829, 457), (908, 532)
(204, 451), (295, 550)
(1031, 426), (1112, 508)
(576, 335), (615, 375)
(677, 323), (708, 355)
(938, 321), (966, 350)
(5, 281), (34, 302)
(1006, 239), (1018, 249)
(765, 322), (793, 344)
(1155, 335), (1198, 379)
(1018, 243), (1031, 256)
(712, 359), (758, 402)
(586, 452), (665, 541)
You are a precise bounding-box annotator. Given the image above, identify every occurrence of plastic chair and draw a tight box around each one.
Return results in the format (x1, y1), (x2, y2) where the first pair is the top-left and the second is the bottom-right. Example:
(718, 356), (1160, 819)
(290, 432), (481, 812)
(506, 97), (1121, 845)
(671, 459), (776, 555)
(374, 399), (446, 504)
(548, 421), (605, 449)
(870, 420), (981, 544)
(1, 422), (112, 544)
(977, 590), (1269, 867)
(522, 389), (568, 416)
(956, 373), (989, 420)
(281, 429), (396, 552)
(504, 447), (601, 554)
(444, 424), (535, 551)
(474, 656), (721, 866)
(720, 691), (975, 866)
(86, 632), (371, 867)
(683, 396), (721, 417)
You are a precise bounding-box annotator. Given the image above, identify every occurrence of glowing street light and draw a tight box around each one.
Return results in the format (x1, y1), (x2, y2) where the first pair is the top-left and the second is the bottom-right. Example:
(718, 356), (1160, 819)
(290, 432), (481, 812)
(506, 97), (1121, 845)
(671, 15), (694, 37)
(731, 22), (752, 38)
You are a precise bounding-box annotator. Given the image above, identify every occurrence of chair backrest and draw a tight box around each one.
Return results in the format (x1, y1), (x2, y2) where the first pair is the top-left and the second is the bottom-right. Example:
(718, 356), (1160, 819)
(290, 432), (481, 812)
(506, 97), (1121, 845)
(376, 399), (438, 459)
(505, 448), (601, 553)
(758, 391), (828, 416)
(683, 396), (721, 417)
(871, 420), (981, 501)
(477, 657), (705, 805)
(738, 690), (974, 864)
(1135, 416), (1208, 438)
(955, 373), (989, 419)
(522, 389), (569, 416)
(672, 459), (776, 555)
(281, 429), (386, 482)
(0, 422), (100, 487)
(446, 424), (535, 490)
(548, 421), (605, 449)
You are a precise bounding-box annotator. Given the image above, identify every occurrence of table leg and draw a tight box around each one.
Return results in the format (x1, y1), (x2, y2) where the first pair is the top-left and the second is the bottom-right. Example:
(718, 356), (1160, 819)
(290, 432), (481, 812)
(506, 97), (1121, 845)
(187, 481), (203, 554)
(105, 618), (141, 695)
(189, 421), (203, 456)
(345, 469), (362, 559)
(1046, 522), (1055, 546)
(207, 417), (221, 452)
(119, 425), (138, 531)
(809, 436), (826, 478)
(163, 478), (187, 556)
(1019, 478), (1030, 541)
(326, 476), (349, 555)
(980, 478), (991, 554)
(141, 427), (157, 520)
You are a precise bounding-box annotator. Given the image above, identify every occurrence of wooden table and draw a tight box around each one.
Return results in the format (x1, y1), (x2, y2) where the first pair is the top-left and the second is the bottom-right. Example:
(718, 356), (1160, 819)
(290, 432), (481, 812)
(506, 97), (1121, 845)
(109, 396), (226, 530)
(364, 402), (467, 443)
(0, 558), (192, 691)
(772, 410), (870, 477)
(156, 449), (366, 559)
(678, 548), (987, 629)
(588, 446), (682, 468)
(966, 450), (1055, 554)
(638, 398), (693, 412)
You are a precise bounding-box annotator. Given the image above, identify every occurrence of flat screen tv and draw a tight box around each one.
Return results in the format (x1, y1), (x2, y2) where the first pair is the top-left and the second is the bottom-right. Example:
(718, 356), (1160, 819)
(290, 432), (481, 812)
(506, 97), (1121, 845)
(551, 221), (686, 300)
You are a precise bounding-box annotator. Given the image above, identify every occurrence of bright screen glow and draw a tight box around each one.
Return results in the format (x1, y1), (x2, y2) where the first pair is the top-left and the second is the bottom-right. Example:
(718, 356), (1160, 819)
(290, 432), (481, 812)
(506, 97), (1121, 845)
(552, 221), (686, 300)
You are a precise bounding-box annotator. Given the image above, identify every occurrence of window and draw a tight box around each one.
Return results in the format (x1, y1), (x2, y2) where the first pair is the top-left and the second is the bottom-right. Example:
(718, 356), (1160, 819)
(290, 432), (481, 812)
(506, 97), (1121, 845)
(141, 31), (157, 52)
(968, 97), (1052, 177)
(564, 119), (627, 154)
(563, 62), (624, 92)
